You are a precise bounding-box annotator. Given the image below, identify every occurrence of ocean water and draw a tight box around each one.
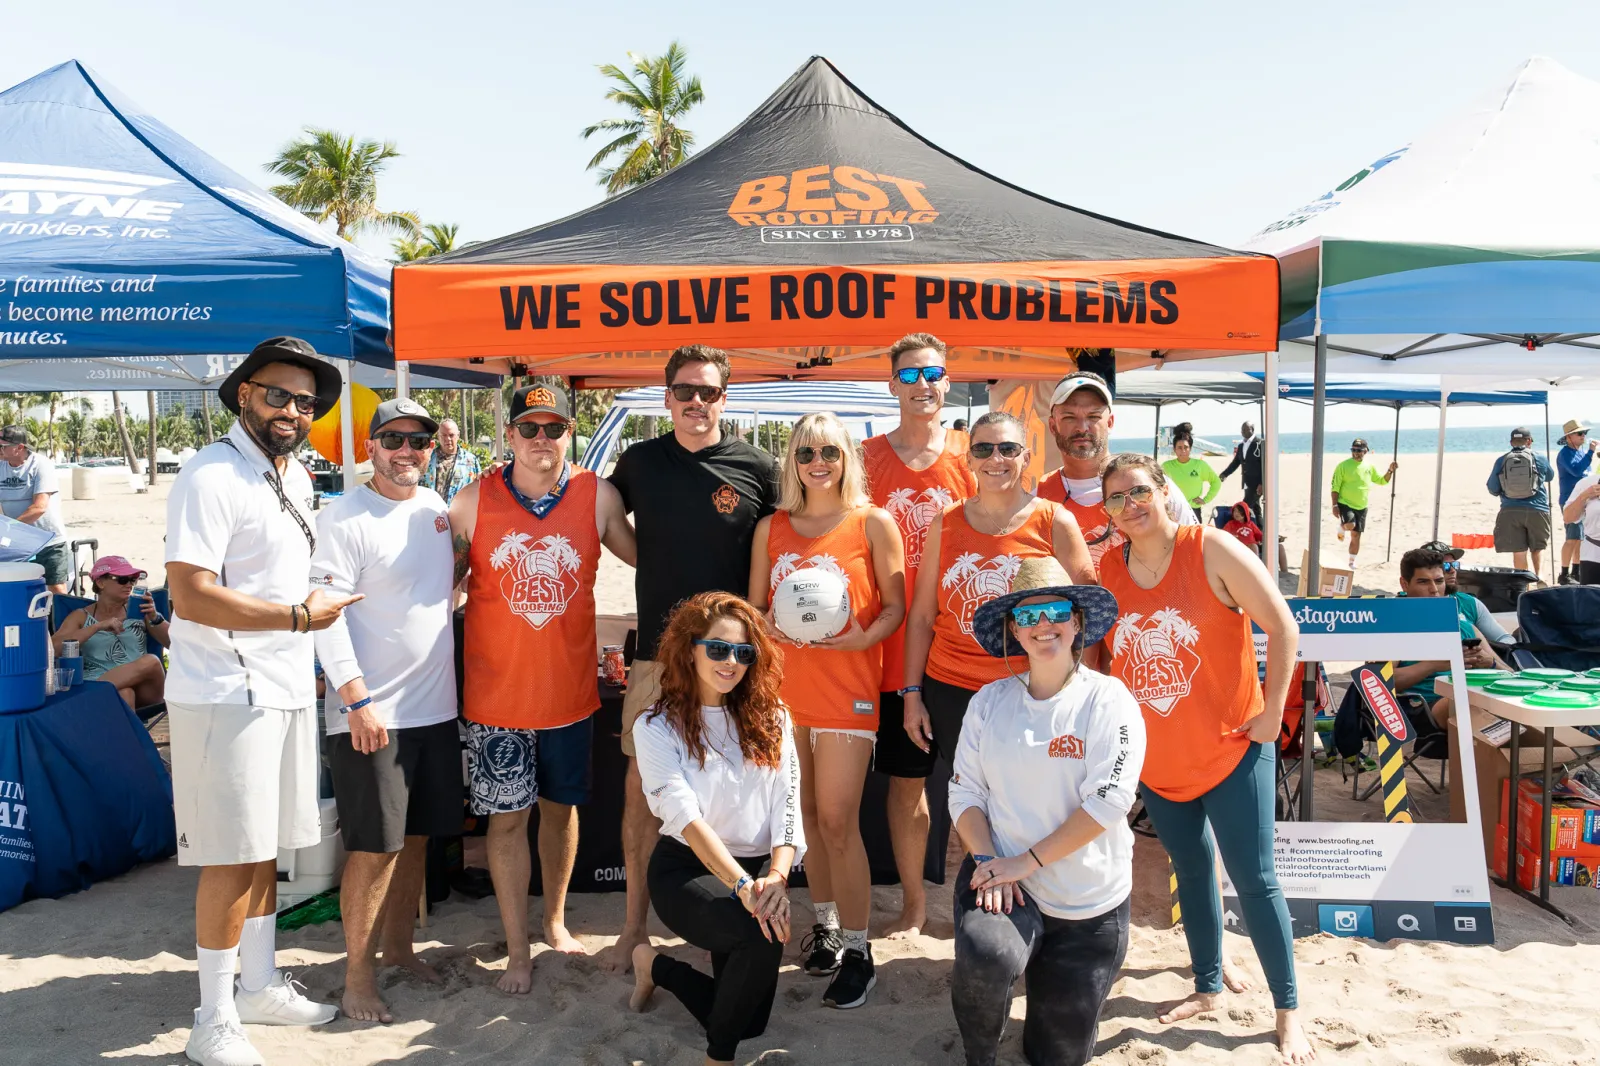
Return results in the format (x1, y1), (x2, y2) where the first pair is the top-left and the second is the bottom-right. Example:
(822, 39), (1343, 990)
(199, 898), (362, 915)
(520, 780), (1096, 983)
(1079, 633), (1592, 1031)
(1113, 424), (1561, 457)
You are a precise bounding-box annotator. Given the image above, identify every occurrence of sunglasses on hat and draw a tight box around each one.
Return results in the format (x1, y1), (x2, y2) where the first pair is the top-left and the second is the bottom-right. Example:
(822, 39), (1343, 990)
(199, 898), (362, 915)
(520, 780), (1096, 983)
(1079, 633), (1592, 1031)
(794, 445), (842, 464)
(895, 366), (947, 385)
(694, 638), (758, 665)
(970, 441), (1024, 459)
(375, 431), (435, 452)
(514, 421), (571, 439)
(248, 380), (318, 415)
(670, 384), (725, 403)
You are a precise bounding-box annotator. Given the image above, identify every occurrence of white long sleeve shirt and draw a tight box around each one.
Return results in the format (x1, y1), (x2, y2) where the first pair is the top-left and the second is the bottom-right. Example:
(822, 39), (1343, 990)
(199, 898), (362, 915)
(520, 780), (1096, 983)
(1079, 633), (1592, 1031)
(948, 667), (1146, 920)
(635, 703), (805, 862)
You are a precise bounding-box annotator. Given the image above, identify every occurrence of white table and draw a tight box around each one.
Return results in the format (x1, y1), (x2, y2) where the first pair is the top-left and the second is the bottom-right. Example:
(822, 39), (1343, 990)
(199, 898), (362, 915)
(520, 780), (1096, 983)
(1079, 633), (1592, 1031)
(1435, 678), (1600, 921)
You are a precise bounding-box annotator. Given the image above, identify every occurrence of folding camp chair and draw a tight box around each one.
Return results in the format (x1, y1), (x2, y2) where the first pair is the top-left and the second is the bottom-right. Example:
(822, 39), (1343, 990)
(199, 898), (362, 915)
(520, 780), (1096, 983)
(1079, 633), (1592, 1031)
(1275, 661), (1330, 820)
(51, 589), (170, 726)
(1507, 586), (1600, 672)
(67, 538), (99, 597)
(1342, 664), (1449, 805)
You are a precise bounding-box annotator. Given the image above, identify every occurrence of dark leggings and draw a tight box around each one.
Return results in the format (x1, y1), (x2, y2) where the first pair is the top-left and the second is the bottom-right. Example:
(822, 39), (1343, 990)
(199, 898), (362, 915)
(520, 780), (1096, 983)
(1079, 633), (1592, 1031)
(647, 836), (784, 1063)
(1580, 560), (1600, 585)
(1140, 742), (1298, 1010)
(951, 856), (1130, 1066)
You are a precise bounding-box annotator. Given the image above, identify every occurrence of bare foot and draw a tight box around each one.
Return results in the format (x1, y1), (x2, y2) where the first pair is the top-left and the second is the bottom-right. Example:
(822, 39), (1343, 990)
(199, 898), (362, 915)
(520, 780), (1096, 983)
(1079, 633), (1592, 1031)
(383, 951), (443, 984)
(341, 969), (393, 1024)
(881, 907), (925, 939)
(628, 943), (658, 1012)
(495, 956), (533, 994)
(1159, 990), (1225, 1024)
(544, 922), (587, 956)
(1222, 958), (1255, 993)
(1277, 1009), (1316, 1064)
(598, 928), (649, 975)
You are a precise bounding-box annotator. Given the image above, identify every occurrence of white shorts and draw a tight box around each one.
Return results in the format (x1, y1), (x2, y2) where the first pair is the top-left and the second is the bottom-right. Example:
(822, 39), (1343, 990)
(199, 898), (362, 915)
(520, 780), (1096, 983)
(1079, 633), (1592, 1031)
(168, 701), (321, 867)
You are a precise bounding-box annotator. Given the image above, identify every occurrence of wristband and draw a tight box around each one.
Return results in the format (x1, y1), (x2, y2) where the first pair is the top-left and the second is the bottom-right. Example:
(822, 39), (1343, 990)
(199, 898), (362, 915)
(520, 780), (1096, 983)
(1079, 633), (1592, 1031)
(772, 868), (788, 885)
(1029, 847), (1044, 869)
(730, 874), (753, 899)
(897, 685), (923, 697)
(344, 696), (373, 714)
(301, 601), (313, 632)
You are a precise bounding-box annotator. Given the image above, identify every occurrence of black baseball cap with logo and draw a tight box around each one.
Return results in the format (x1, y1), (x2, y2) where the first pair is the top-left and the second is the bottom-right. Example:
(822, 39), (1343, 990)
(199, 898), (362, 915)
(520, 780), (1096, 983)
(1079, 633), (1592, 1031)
(1419, 539), (1466, 561)
(509, 384), (571, 422)
(369, 397), (439, 438)
(0, 425), (29, 447)
(1350, 438), (1370, 451)
(1510, 426), (1533, 442)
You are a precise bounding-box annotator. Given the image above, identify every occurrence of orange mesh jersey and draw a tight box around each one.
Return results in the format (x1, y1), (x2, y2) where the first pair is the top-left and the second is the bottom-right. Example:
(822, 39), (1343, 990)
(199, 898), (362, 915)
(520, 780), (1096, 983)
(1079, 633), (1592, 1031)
(926, 499), (1059, 691)
(1099, 525), (1259, 801)
(1036, 469), (1123, 570)
(864, 432), (977, 693)
(464, 468), (601, 730)
(767, 509), (884, 730)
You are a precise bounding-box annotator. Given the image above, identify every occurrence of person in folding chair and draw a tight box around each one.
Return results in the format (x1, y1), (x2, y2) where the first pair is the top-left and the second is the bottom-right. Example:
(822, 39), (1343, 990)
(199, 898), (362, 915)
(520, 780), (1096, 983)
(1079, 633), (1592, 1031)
(52, 555), (168, 713)
(1387, 548), (1502, 732)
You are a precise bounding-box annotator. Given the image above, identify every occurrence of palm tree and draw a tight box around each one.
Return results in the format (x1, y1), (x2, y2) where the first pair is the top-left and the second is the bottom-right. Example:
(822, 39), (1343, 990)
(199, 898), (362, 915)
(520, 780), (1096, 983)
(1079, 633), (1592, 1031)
(59, 410), (93, 462)
(266, 129), (420, 239)
(109, 391), (140, 472)
(581, 42), (704, 195)
(393, 222), (459, 262)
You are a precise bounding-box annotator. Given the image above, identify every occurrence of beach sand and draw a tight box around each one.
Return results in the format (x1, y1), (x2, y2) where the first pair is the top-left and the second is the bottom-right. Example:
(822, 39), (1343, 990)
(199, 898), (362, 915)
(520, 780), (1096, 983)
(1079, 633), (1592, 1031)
(6, 451), (1597, 1064)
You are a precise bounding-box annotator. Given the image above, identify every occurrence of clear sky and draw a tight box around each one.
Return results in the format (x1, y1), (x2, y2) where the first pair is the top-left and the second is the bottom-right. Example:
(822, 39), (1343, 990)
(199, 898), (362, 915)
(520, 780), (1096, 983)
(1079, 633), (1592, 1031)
(6, 1), (1597, 437)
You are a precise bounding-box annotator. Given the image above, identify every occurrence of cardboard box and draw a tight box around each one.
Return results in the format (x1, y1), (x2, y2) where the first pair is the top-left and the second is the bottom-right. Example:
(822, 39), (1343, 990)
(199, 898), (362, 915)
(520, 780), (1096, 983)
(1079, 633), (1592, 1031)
(1297, 550), (1353, 597)
(1493, 824), (1600, 889)
(1448, 722), (1583, 862)
(1499, 777), (1600, 855)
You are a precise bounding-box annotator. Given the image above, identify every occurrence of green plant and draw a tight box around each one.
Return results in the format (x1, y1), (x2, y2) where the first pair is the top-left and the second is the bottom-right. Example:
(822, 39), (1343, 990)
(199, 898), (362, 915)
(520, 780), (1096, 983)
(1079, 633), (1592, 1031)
(267, 129), (420, 239)
(581, 42), (704, 194)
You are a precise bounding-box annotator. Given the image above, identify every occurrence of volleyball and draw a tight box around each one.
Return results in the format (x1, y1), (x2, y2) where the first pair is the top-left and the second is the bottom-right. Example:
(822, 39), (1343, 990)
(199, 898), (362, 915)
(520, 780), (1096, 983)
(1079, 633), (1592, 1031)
(771, 567), (852, 643)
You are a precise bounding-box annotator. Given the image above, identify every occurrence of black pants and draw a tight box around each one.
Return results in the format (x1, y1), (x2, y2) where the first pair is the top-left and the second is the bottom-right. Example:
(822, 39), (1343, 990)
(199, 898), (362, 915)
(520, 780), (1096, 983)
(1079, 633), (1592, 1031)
(1242, 482), (1263, 525)
(951, 856), (1130, 1066)
(924, 674), (981, 769)
(1580, 560), (1600, 585)
(648, 836), (784, 1062)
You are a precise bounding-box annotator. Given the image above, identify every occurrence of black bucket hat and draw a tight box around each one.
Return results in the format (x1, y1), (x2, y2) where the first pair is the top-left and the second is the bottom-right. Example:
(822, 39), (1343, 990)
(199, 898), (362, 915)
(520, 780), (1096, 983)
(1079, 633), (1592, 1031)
(220, 337), (342, 418)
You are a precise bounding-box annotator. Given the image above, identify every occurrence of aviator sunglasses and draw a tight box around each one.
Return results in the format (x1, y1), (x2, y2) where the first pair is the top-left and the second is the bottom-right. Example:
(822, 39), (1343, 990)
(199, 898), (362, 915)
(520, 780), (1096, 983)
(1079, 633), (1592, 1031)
(694, 638), (759, 665)
(248, 380), (319, 415)
(970, 441), (1024, 459)
(794, 444), (842, 464)
(1011, 600), (1078, 628)
(894, 365), (947, 385)
(375, 431), (434, 451)
(670, 384), (725, 403)
(514, 421), (572, 439)
(1104, 484), (1156, 516)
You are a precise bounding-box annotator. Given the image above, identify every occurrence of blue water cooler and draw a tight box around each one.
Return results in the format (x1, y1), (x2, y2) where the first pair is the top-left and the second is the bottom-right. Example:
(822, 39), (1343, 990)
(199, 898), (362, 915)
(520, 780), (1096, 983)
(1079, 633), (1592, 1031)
(0, 562), (51, 712)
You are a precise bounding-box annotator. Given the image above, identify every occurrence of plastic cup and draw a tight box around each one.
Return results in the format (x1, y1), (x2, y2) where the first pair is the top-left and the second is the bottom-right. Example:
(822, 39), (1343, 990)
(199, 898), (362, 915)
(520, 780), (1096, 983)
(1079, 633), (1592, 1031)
(54, 666), (73, 692)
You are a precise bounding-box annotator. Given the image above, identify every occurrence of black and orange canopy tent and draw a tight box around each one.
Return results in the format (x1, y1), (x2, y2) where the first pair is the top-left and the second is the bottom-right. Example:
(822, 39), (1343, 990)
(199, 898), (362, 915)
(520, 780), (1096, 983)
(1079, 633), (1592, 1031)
(393, 57), (1279, 384)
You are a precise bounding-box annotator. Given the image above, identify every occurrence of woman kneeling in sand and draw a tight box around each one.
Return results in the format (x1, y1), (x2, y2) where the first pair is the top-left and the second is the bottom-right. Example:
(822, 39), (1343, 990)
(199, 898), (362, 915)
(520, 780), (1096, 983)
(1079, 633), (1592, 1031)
(629, 591), (802, 1065)
(948, 557), (1144, 1066)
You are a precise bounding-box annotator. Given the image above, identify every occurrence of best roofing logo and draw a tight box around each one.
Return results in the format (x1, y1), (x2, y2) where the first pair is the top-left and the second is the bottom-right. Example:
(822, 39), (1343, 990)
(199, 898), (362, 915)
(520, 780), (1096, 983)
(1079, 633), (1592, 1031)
(727, 165), (937, 245)
(0, 163), (184, 239)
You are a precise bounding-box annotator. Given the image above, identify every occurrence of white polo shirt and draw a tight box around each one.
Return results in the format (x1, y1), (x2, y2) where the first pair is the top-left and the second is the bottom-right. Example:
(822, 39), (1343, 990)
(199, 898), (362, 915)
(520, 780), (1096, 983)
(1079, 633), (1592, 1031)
(165, 421), (318, 709)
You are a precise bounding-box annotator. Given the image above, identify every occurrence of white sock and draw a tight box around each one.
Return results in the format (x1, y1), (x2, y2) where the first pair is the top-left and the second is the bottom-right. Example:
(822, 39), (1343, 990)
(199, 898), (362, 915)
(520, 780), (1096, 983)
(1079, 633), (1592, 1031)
(1348, 555), (1359, 569)
(814, 901), (840, 930)
(841, 928), (869, 956)
(196, 944), (239, 1025)
(237, 914), (277, 993)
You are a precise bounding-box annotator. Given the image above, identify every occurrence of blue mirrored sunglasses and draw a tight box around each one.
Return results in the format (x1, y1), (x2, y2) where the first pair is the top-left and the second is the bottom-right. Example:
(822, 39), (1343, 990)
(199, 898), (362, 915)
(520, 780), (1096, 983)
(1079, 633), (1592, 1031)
(895, 365), (947, 385)
(694, 638), (758, 665)
(1442, 560), (1458, 572)
(1010, 600), (1078, 628)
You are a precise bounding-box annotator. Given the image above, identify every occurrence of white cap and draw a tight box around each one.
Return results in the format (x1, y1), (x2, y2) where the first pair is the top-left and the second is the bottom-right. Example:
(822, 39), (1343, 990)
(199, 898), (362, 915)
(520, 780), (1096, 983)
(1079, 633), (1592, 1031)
(1048, 372), (1114, 409)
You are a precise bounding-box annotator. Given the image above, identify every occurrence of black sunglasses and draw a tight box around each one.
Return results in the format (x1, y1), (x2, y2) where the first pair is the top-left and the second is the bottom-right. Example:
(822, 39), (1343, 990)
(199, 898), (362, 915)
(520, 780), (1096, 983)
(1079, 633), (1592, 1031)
(108, 574), (139, 586)
(670, 384), (725, 403)
(894, 365), (947, 385)
(794, 445), (842, 464)
(247, 380), (318, 415)
(694, 638), (758, 665)
(970, 441), (1024, 459)
(514, 421), (571, 439)
(375, 431), (435, 452)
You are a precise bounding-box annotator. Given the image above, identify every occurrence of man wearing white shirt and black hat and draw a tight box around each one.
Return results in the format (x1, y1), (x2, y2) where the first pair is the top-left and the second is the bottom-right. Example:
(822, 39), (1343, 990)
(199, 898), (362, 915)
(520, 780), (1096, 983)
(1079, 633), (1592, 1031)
(311, 397), (461, 1025)
(166, 337), (362, 1066)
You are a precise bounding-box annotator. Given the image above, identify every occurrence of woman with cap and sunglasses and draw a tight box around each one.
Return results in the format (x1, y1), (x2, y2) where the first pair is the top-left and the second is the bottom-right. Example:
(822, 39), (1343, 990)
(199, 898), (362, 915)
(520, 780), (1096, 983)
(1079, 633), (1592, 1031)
(52, 555), (170, 711)
(630, 591), (802, 1066)
(948, 557), (1143, 1066)
(1097, 454), (1314, 1065)
(748, 411), (904, 1009)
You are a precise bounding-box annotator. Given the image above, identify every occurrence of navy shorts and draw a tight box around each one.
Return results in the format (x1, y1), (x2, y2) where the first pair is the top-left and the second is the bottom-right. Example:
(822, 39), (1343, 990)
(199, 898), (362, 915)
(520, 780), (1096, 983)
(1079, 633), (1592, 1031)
(466, 715), (595, 813)
(533, 715), (595, 806)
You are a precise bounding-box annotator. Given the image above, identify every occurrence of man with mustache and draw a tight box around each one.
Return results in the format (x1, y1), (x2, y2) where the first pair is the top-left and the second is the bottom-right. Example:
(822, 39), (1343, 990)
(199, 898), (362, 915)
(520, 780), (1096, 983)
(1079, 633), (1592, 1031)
(449, 385), (635, 992)
(1036, 371), (1196, 574)
(309, 398), (461, 1024)
(166, 338), (361, 1066)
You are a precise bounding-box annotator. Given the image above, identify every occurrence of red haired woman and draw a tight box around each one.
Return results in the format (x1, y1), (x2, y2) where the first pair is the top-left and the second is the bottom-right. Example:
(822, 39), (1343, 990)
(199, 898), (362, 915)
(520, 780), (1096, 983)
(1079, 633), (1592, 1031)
(629, 592), (804, 1066)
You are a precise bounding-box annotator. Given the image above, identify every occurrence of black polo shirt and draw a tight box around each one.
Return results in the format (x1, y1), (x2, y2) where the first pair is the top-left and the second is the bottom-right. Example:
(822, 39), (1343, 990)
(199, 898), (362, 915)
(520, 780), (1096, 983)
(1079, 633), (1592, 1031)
(609, 432), (781, 660)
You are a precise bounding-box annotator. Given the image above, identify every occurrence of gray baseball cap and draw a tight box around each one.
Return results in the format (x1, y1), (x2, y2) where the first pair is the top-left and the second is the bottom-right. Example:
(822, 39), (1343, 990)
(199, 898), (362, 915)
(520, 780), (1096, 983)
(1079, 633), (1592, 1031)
(369, 397), (439, 438)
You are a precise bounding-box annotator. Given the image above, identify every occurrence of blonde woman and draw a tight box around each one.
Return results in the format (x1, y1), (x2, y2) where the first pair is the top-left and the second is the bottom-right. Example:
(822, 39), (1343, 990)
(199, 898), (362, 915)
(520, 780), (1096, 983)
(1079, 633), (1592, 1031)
(749, 413), (905, 1009)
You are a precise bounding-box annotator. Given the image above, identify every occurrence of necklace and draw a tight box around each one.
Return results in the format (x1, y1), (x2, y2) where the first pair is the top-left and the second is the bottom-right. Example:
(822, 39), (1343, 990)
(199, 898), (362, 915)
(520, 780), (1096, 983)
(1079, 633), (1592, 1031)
(967, 497), (1024, 535)
(1129, 535), (1176, 582)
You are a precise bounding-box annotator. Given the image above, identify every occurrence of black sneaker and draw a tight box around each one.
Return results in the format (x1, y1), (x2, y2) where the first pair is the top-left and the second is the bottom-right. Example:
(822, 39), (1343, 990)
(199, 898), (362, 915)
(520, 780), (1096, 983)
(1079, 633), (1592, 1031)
(799, 924), (842, 975)
(823, 947), (876, 1009)
(1560, 571), (1576, 586)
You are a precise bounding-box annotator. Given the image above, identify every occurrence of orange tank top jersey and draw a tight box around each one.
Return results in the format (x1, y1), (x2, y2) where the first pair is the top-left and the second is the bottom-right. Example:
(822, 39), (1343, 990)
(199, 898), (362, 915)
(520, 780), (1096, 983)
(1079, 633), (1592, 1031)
(766, 508), (884, 730)
(1036, 469), (1123, 570)
(1099, 524), (1260, 802)
(864, 433), (978, 692)
(464, 467), (601, 730)
(926, 499), (1059, 691)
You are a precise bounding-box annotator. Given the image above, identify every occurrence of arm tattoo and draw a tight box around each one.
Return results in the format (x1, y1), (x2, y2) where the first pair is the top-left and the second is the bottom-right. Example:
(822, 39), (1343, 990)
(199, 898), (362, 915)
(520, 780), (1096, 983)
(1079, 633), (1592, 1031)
(453, 534), (471, 588)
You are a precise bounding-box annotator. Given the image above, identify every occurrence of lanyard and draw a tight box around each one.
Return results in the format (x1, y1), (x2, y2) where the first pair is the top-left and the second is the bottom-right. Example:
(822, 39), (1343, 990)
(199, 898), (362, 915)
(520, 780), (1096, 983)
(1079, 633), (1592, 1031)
(218, 438), (316, 552)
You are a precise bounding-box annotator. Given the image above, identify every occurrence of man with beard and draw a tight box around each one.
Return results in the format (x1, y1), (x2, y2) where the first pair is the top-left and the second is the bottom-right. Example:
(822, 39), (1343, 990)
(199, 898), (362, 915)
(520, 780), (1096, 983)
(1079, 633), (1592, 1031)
(166, 338), (361, 1066)
(1036, 371), (1196, 572)
(309, 398), (461, 1024)
(449, 385), (635, 991)
(862, 332), (976, 938)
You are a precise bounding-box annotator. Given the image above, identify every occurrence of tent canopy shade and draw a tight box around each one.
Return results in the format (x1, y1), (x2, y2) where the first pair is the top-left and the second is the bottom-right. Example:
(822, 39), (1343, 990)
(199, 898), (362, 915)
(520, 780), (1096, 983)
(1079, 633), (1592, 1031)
(393, 56), (1279, 381)
(1110, 370), (1546, 408)
(0, 354), (489, 393)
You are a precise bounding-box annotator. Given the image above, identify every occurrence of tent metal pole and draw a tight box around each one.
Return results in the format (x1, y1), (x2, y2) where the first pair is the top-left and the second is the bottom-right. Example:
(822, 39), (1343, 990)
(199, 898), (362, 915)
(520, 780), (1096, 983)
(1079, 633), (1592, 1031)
(1545, 400), (1556, 586)
(493, 387), (505, 462)
(1302, 333), (1329, 821)
(460, 389), (468, 443)
(339, 360), (357, 491)
(395, 361), (410, 399)
(1152, 403), (1162, 457)
(1263, 351), (1279, 582)
(1431, 390), (1449, 541)
(1385, 404), (1401, 563)
(568, 378), (578, 462)
(146, 390), (158, 486)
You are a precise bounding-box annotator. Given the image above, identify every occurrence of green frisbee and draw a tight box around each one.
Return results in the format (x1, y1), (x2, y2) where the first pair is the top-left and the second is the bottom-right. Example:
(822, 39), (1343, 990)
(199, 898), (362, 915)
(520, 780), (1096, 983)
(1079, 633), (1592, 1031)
(1518, 667), (1577, 682)
(1523, 688), (1600, 710)
(1455, 669), (1512, 687)
(1558, 676), (1600, 694)
(1483, 677), (1550, 697)
(1584, 668), (1600, 681)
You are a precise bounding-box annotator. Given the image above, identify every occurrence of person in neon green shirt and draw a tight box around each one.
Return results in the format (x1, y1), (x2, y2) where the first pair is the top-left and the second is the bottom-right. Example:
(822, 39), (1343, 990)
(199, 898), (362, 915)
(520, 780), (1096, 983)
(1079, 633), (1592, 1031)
(1161, 434), (1221, 521)
(1329, 438), (1398, 569)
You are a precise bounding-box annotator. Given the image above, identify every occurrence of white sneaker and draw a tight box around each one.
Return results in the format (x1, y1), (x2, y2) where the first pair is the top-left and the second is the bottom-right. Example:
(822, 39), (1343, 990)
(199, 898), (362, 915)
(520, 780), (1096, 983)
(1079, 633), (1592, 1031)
(234, 971), (339, 1026)
(185, 1009), (265, 1066)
